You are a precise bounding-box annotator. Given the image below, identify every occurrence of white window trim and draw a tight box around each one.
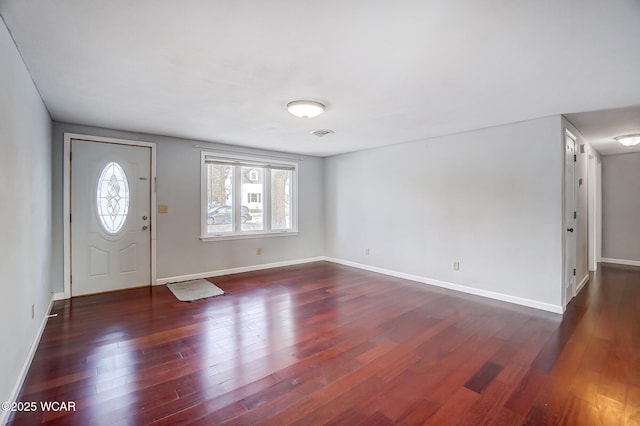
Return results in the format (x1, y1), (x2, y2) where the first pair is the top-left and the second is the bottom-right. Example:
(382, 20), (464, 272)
(200, 151), (298, 241)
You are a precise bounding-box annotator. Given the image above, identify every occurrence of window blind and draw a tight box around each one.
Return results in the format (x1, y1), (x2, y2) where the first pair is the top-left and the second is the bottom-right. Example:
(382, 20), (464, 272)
(204, 157), (296, 171)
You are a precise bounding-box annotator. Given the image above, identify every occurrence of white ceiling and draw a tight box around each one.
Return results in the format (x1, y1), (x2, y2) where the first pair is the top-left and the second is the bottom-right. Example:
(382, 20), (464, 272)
(565, 105), (640, 156)
(1, 1), (639, 157)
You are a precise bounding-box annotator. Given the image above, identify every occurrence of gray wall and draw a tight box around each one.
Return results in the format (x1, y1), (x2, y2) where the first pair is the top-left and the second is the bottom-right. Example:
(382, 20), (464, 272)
(325, 116), (564, 308)
(602, 152), (640, 263)
(51, 123), (325, 292)
(0, 21), (52, 412)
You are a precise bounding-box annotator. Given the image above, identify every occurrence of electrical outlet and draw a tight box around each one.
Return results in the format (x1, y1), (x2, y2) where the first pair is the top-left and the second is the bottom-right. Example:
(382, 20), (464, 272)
(453, 261), (460, 271)
(256, 248), (262, 255)
(365, 248), (370, 255)
(31, 304), (34, 319)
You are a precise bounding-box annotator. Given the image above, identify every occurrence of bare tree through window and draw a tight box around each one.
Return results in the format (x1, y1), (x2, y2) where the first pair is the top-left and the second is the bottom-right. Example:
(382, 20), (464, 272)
(207, 164), (232, 207)
(271, 169), (290, 229)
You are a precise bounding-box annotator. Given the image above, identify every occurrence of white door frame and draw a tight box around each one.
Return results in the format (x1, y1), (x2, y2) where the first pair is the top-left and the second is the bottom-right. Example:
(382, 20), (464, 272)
(63, 133), (157, 299)
(563, 129), (577, 308)
(587, 149), (598, 271)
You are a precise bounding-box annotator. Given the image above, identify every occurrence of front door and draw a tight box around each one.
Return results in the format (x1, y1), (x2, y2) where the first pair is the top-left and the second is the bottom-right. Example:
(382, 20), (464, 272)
(71, 139), (151, 296)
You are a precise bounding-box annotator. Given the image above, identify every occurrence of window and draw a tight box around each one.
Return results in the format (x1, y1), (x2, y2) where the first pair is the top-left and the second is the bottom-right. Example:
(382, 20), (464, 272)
(201, 152), (297, 239)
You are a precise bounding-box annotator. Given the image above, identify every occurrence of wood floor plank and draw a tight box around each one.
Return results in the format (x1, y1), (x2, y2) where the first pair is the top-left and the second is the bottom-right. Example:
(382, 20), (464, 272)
(460, 379), (513, 425)
(464, 361), (504, 394)
(424, 386), (480, 425)
(488, 407), (525, 425)
(395, 398), (440, 425)
(626, 385), (640, 425)
(7, 261), (640, 425)
(504, 368), (548, 416)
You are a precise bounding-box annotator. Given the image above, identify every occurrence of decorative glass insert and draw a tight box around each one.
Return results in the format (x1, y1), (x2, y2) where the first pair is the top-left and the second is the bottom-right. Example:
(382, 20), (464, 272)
(96, 162), (130, 234)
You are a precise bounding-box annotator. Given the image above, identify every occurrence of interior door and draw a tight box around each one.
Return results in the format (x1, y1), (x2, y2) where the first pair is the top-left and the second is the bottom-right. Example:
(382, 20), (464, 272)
(71, 139), (151, 296)
(564, 133), (577, 305)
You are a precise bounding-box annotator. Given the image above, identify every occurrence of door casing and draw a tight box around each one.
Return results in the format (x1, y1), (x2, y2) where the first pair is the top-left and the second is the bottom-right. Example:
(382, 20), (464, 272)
(563, 130), (577, 308)
(63, 133), (157, 299)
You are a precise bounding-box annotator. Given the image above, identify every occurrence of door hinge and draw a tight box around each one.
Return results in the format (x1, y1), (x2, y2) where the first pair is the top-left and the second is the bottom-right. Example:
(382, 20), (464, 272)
(70, 275), (72, 284)
(573, 269), (576, 276)
(70, 151), (72, 161)
(573, 211), (577, 219)
(69, 214), (72, 222)
(574, 154), (577, 162)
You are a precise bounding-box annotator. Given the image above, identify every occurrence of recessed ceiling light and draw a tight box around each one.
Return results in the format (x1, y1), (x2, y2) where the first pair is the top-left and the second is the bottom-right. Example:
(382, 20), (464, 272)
(287, 100), (325, 118)
(615, 133), (640, 147)
(311, 129), (334, 137)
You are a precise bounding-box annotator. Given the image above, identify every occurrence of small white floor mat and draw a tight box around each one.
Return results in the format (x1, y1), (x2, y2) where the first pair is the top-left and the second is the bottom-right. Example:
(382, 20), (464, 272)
(167, 279), (224, 302)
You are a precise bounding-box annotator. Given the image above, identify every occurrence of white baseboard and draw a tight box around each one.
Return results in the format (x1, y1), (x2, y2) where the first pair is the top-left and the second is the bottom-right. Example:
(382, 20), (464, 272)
(602, 258), (640, 267)
(156, 256), (326, 285)
(323, 257), (564, 314)
(577, 274), (589, 294)
(53, 292), (65, 301)
(1, 295), (55, 425)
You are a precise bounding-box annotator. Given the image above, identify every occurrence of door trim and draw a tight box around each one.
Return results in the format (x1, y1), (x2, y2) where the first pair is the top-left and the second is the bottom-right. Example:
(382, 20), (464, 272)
(63, 133), (157, 299)
(563, 129), (577, 308)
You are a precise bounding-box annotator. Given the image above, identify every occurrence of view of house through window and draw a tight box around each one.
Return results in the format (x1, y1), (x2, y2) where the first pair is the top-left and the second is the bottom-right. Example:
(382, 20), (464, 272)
(241, 167), (263, 232)
(202, 153), (297, 238)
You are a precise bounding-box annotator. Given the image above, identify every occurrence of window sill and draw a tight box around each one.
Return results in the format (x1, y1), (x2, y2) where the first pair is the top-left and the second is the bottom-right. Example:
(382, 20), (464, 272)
(200, 231), (298, 242)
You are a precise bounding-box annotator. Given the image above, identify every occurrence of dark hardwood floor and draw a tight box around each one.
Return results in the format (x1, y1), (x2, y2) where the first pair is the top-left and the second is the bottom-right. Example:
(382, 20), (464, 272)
(7, 261), (640, 425)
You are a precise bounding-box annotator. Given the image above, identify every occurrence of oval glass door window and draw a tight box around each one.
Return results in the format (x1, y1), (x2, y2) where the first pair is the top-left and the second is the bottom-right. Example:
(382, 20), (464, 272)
(96, 162), (130, 234)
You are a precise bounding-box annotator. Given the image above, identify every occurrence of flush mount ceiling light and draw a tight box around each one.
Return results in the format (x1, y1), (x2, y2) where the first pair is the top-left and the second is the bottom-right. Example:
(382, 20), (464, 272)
(287, 100), (325, 118)
(615, 133), (640, 147)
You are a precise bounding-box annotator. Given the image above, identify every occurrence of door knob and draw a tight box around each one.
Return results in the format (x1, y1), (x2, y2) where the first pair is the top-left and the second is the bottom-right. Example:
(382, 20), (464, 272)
(142, 225), (149, 231)
(567, 228), (574, 232)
